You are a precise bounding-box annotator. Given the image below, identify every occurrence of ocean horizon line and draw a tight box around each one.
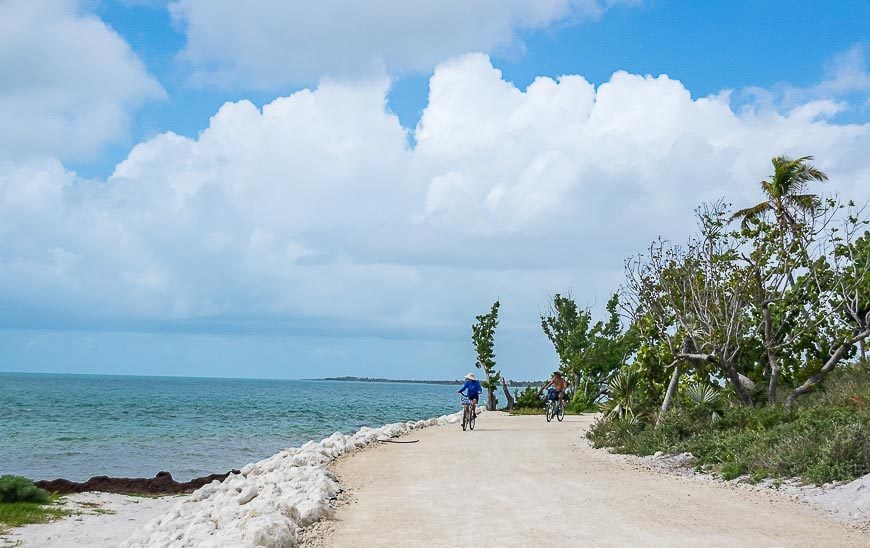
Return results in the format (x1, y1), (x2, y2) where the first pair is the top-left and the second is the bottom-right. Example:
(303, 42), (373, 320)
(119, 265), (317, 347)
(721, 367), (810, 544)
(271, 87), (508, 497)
(0, 370), (473, 385)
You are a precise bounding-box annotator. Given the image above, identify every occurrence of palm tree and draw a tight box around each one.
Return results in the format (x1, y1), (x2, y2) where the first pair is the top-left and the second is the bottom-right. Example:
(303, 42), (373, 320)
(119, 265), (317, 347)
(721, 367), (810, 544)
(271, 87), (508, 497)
(731, 155), (828, 235)
(733, 156), (828, 403)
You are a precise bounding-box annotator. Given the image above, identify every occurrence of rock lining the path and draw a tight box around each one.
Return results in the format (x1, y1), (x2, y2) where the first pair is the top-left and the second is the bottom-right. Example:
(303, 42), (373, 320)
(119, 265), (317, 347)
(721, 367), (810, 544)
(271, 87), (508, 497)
(122, 409), (473, 547)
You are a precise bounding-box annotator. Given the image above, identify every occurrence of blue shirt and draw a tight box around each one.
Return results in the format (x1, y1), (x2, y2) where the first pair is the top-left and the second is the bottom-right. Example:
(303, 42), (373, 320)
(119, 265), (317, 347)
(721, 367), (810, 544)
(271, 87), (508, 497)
(459, 379), (482, 398)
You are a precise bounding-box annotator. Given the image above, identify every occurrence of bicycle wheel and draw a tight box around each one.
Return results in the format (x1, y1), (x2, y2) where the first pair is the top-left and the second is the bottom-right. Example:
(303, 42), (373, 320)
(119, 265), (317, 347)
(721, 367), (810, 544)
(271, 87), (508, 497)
(557, 401), (565, 421)
(546, 401), (554, 422)
(462, 405), (468, 431)
(469, 407), (476, 430)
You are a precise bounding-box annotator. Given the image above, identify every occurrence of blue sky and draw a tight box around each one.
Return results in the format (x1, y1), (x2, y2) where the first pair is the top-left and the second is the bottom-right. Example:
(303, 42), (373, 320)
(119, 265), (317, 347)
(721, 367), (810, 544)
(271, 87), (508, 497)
(1, 0), (868, 380)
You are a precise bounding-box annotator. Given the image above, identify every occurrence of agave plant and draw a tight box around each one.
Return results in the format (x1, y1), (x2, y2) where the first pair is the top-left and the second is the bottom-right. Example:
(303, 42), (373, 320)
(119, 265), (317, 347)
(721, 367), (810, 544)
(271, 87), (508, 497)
(686, 382), (724, 423)
(601, 368), (644, 420)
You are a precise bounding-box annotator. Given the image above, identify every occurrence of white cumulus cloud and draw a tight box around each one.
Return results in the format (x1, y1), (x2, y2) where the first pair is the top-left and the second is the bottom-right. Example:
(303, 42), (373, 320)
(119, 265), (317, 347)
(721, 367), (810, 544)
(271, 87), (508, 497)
(0, 0), (164, 161)
(1, 54), (868, 342)
(169, 0), (636, 88)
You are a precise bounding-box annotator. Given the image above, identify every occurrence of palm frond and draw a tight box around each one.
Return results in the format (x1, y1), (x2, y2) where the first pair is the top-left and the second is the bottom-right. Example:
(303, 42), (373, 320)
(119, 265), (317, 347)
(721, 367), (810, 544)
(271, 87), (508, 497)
(730, 201), (769, 228)
(784, 193), (821, 213)
(686, 382), (720, 406)
(769, 155), (827, 195)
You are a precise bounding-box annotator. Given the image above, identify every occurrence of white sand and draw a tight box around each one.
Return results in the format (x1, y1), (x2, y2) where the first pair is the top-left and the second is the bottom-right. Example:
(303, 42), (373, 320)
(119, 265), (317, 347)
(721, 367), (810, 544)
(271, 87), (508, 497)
(0, 492), (182, 548)
(314, 413), (868, 547)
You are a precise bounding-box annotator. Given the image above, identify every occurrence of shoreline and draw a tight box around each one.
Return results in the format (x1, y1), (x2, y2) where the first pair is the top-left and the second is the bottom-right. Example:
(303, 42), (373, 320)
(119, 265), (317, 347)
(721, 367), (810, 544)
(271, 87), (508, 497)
(5, 409), (866, 547)
(121, 409), (470, 546)
(4, 409), (470, 547)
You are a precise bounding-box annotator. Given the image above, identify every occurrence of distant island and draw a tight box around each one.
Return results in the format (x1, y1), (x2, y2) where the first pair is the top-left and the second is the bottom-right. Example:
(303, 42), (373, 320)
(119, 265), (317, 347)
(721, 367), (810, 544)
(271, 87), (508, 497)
(318, 376), (543, 387)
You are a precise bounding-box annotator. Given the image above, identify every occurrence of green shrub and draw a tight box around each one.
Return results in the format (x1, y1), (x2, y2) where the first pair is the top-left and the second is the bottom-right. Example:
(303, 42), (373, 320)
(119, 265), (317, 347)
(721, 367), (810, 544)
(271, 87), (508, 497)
(0, 476), (49, 504)
(587, 362), (870, 484)
(513, 386), (545, 409)
(720, 461), (746, 481)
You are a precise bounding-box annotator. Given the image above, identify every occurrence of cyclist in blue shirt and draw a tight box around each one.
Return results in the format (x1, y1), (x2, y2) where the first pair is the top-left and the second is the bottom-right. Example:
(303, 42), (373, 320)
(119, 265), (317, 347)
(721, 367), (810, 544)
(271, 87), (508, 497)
(457, 373), (482, 418)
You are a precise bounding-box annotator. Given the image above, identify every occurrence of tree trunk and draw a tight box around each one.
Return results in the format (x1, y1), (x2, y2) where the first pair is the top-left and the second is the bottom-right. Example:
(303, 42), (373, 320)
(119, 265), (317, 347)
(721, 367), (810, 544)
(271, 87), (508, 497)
(786, 341), (851, 408)
(766, 349), (780, 405)
(787, 329), (870, 407)
(487, 387), (498, 411)
(501, 378), (515, 412)
(860, 339), (866, 362)
(725, 363), (753, 406)
(660, 360), (681, 417)
(762, 303), (780, 405)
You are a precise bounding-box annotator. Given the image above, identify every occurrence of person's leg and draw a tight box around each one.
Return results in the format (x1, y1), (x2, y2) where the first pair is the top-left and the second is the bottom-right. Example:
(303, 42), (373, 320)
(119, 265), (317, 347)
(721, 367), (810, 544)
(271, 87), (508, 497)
(472, 397), (478, 418)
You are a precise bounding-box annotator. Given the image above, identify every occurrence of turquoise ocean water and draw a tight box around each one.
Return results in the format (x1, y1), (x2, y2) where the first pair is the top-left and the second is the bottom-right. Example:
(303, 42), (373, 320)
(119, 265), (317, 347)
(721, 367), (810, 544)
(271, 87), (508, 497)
(0, 373), (459, 482)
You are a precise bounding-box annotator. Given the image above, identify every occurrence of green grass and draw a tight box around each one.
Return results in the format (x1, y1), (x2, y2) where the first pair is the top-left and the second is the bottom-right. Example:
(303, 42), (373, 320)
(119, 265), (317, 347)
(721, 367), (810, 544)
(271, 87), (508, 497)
(0, 476), (71, 535)
(0, 497), (70, 535)
(509, 406), (582, 415)
(508, 407), (547, 415)
(587, 362), (870, 484)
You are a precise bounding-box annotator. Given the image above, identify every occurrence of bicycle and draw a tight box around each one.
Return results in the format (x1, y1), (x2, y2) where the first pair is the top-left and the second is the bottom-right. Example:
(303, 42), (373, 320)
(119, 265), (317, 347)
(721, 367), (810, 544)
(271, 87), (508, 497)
(460, 395), (476, 431)
(545, 388), (566, 422)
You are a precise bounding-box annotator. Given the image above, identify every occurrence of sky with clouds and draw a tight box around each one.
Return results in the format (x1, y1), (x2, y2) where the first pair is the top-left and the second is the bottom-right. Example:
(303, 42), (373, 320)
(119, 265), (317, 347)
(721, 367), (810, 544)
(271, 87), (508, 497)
(1, 0), (868, 380)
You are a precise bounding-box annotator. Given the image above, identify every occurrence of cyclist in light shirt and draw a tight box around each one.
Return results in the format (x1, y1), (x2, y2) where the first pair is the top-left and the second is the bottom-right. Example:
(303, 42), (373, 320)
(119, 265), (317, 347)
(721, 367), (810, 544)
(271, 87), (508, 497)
(541, 371), (569, 411)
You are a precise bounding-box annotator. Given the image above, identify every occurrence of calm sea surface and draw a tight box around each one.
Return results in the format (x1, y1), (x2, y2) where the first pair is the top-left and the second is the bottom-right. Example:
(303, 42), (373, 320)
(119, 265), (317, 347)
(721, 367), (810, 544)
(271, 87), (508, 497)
(0, 373), (459, 482)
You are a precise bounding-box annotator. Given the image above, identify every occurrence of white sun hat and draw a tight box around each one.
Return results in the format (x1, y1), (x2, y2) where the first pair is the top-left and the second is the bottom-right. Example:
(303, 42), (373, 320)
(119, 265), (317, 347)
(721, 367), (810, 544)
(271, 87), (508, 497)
(465, 373), (477, 380)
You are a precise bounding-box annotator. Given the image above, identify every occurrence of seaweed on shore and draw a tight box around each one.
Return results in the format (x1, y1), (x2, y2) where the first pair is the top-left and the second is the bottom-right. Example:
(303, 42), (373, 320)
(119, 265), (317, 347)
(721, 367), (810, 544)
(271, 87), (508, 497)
(34, 470), (240, 496)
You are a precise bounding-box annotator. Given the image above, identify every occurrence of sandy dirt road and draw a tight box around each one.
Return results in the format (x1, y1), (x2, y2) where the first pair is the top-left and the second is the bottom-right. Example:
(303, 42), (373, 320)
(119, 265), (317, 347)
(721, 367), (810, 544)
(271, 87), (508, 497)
(316, 412), (868, 547)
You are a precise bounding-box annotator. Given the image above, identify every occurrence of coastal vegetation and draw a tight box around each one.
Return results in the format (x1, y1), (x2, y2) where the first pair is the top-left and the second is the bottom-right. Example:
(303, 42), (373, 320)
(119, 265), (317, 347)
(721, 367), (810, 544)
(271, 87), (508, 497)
(540, 293), (638, 411)
(587, 361), (870, 483)
(526, 155), (869, 483)
(0, 475), (68, 533)
(471, 300), (504, 411)
(0, 476), (49, 504)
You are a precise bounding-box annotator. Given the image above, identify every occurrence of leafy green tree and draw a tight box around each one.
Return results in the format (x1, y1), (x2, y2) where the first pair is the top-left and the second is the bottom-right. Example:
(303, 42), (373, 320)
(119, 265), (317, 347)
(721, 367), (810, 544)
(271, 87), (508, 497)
(472, 300), (501, 411)
(624, 203), (756, 409)
(587, 295), (640, 390)
(786, 208), (870, 405)
(541, 293), (638, 409)
(741, 210), (824, 404)
(540, 293), (592, 383)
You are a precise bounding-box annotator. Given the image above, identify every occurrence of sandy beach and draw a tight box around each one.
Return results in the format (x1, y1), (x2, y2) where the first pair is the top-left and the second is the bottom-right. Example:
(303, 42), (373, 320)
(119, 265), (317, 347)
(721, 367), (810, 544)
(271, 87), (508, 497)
(0, 492), (182, 547)
(5, 411), (868, 547)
